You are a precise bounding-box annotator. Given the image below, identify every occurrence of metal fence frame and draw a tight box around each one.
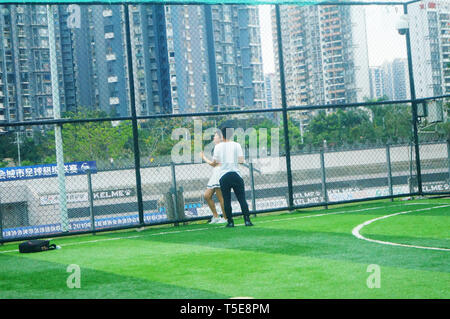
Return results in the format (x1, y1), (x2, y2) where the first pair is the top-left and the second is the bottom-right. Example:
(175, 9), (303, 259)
(0, 0), (449, 243)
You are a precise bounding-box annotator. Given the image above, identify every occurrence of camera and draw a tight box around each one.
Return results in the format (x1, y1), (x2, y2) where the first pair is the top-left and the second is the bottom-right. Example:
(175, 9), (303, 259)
(396, 15), (409, 35)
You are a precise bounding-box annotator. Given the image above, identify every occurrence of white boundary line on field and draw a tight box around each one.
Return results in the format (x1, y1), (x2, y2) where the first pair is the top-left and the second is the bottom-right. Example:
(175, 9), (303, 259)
(352, 205), (450, 252)
(0, 227), (211, 254)
(0, 202), (444, 254)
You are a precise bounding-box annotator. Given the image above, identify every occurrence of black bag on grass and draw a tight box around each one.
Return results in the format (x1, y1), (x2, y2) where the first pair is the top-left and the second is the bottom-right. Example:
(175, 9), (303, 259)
(19, 240), (57, 253)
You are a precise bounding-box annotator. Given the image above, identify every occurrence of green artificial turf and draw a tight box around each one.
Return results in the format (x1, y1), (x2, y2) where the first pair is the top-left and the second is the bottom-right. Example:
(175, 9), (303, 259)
(0, 198), (449, 299)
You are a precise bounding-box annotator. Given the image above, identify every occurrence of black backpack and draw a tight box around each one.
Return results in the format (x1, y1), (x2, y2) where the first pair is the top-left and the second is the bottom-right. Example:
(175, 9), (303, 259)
(19, 240), (57, 253)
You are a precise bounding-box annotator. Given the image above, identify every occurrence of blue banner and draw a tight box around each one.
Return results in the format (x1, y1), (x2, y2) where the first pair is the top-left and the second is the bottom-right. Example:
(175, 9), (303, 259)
(0, 161), (97, 182)
(1, 211), (168, 239)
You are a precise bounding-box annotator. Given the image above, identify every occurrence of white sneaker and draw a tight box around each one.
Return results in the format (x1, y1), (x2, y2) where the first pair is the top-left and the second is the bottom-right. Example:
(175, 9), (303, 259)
(216, 217), (227, 224)
(210, 217), (219, 224)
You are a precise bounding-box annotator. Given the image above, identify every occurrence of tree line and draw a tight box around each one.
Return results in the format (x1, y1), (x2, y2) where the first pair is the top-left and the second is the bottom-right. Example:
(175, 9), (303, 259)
(0, 102), (448, 168)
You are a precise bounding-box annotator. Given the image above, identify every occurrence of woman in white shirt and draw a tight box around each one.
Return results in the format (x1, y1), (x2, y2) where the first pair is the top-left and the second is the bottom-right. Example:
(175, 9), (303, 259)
(200, 131), (227, 224)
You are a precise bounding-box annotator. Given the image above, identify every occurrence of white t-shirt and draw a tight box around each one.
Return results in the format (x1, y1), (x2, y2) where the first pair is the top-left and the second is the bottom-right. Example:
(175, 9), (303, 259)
(213, 141), (244, 179)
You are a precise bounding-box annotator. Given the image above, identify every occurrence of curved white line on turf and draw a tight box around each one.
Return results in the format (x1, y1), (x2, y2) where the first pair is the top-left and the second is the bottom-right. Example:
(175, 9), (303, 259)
(352, 205), (450, 252)
(0, 202), (442, 254)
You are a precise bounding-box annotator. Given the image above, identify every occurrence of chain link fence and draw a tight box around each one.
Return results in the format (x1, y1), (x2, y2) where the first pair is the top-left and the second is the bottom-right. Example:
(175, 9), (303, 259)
(0, 1), (449, 243)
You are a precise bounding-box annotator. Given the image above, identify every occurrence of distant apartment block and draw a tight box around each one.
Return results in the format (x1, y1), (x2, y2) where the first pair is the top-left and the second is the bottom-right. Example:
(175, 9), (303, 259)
(128, 4), (172, 115)
(0, 5), (77, 132)
(71, 5), (130, 117)
(0, 3), (267, 130)
(382, 59), (410, 101)
(409, 0), (449, 122)
(264, 73), (274, 109)
(129, 4), (266, 115)
(369, 59), (410, 102)
(409, 0), (449, 98)
(203, 5), (266, 112)
(271, 5), (370, 111)
(369, 67), (385, 100)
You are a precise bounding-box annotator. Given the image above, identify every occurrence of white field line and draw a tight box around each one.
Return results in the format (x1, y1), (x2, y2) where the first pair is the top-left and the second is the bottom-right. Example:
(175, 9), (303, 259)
(0, 228), (211, 254)
(352, 205), (450, 251)
(0, 202), (443, 254)
(245, 202), (433, 226)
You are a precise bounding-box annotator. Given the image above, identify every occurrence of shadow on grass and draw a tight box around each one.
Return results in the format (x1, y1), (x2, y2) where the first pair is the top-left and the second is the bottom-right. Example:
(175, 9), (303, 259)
(0, 254), (229, 299)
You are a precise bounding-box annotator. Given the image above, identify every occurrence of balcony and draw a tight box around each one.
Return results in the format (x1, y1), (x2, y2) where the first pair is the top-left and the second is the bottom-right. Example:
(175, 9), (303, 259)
(103, 9), (113, 17)
(108, 76), (118, 83)
(109, 97), (120, 105)
(106, 54), (116, 61)
(134, 27), (142, 35)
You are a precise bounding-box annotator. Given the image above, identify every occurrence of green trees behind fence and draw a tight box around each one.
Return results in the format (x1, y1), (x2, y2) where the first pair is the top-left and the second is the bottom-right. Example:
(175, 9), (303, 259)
(0, 102), (448, 168)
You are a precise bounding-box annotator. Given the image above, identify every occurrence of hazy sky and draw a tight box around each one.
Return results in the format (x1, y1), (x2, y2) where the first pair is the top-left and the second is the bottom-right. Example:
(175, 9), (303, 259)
(259, 5), (275, 74)
(258, 4), (408, 74)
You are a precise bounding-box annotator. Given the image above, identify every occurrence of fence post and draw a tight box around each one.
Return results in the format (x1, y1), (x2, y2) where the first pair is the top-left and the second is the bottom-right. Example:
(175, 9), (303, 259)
(0, 196), (3, 244)
(123, 4), (145, 226)
(249, 162), (256, 216)
(408, 142), (415, 194)
(320, 149), (328, 209)
(170, 162), (179, 227)
(47, 5), (68, 232)
(275, 5), (294, 211)
(386, 144), (394, 202)
(87, 169), (96, 235)
(404, 3), (423, 195)
(447, 140), (450, 184)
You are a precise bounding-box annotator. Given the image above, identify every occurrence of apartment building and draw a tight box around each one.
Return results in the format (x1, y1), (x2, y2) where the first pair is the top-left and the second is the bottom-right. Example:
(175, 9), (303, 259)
(408, 0), (449, 122)
(369, 66), (385, 100)
(272, 5), (370, 109)
(0, 5), (77, 132)
(0, 3), (267, 130)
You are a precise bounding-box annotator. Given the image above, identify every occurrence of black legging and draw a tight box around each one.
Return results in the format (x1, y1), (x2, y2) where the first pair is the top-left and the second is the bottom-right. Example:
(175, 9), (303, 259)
(219, 171), (250, 222)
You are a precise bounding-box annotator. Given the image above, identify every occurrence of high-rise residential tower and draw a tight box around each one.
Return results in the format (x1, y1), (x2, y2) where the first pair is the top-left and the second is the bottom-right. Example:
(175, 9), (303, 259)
(0, 4), (77, 132)
(408, 0), (449, 122)
(409, 0), (449, 98)
(168, 5), (266, 113)
(381, 58), (410, 101)
(369, 66), (385, 100)
(271, 5), (371, 110)
(0, 3), (267, 130)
